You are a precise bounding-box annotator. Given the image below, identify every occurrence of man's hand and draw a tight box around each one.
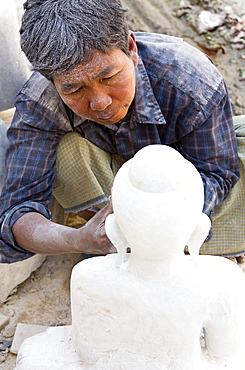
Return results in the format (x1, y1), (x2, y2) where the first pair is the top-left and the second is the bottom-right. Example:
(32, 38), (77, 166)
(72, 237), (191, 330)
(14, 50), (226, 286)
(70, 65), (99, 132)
(76, 202), (117, 255)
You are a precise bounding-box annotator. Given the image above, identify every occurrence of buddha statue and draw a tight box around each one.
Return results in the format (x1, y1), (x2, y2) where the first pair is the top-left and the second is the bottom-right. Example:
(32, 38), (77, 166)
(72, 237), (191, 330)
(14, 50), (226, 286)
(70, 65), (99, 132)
(16, 145), (245, 369)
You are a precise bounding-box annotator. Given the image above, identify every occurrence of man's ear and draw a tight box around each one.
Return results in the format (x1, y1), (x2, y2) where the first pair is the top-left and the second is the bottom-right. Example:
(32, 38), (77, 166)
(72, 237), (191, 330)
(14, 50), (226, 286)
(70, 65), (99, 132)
(128, 31), (138, 67)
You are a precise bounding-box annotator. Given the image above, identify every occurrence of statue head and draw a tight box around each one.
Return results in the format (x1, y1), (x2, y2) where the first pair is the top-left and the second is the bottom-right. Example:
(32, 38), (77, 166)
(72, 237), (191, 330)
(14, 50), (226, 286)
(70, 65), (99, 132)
(109, 145), (209, 261)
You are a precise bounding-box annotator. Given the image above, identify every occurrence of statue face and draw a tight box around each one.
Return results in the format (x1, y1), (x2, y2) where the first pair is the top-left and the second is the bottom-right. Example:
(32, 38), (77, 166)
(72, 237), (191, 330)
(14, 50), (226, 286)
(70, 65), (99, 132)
(53, 34), (138, 126)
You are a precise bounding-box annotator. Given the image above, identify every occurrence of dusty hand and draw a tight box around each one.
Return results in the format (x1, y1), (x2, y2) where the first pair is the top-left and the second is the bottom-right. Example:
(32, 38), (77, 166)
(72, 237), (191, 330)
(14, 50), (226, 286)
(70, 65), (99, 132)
(76, 201), (117, 255)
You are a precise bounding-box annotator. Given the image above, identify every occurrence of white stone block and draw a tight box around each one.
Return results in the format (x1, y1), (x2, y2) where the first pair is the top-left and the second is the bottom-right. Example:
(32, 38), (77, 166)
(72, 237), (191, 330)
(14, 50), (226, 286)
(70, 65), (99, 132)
(16, 326), (83, 370)
(11, 323), (49, 354)
(0, 254), (46, 303)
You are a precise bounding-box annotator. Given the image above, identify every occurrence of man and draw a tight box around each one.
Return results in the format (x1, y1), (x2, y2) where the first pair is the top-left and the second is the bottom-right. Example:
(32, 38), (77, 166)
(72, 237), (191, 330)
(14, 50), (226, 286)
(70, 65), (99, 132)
(0, 0), (243, 263)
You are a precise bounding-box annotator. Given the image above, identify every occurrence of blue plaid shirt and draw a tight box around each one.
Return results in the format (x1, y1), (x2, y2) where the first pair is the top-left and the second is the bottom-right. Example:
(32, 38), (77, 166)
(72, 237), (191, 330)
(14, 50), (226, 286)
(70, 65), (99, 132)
(0, 32), (239, 263)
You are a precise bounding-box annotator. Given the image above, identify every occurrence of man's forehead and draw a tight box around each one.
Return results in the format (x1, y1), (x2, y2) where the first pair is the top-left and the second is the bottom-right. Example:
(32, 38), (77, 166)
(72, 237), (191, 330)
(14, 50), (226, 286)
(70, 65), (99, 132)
(53, 49), (124, 88)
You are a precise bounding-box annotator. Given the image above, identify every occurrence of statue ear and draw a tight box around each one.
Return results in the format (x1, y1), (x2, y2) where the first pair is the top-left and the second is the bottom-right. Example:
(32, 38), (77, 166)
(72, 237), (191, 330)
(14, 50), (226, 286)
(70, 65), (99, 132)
(186, 213), (211, 258)
(105, 214), (129, 267)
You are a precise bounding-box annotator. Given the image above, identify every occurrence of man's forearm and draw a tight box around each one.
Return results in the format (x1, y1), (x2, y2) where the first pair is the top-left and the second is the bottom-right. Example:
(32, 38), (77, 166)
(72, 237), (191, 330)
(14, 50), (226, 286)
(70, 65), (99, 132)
(12, 204), (116, 256)
(12, 212), (81, 255)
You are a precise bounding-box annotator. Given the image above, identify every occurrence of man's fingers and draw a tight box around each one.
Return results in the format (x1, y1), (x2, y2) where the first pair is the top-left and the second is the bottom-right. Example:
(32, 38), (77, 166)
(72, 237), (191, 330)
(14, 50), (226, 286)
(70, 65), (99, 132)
(78, 202), (116, 255)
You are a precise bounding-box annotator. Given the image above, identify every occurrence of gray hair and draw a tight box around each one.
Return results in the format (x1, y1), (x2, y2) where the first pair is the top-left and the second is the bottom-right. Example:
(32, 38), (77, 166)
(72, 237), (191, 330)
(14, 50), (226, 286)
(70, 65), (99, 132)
(20, 0), (130, 80)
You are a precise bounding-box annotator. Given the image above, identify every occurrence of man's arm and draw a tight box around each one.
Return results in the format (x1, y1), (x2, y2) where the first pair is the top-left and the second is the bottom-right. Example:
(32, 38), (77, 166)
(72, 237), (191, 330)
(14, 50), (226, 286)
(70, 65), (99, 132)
(0, 96), (64, 262)
(12, 202), (116, 256)
(0, 74), (114, 262)
(174, 93), (239, 217)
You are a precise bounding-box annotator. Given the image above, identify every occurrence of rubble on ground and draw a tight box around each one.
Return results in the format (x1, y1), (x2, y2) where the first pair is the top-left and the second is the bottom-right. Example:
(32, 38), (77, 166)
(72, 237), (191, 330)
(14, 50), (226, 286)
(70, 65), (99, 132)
(174, 0), (245, 52)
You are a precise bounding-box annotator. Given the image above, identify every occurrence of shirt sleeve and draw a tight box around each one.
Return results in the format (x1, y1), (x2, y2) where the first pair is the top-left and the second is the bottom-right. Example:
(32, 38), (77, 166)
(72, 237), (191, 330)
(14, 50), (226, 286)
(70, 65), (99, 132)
(0, 94), (69, 263)
(174, 91), (240, 217)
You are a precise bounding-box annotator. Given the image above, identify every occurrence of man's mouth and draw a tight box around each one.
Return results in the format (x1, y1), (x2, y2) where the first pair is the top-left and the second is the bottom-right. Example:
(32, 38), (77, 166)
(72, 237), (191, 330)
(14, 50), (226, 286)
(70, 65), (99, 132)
(90, 104), (128, 123)
(93, 109), (119, 122)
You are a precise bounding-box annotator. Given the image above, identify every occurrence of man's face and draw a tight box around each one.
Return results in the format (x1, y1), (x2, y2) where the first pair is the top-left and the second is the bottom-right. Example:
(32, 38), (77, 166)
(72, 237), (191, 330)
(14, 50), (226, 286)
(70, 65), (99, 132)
(53, 34), (138, 125)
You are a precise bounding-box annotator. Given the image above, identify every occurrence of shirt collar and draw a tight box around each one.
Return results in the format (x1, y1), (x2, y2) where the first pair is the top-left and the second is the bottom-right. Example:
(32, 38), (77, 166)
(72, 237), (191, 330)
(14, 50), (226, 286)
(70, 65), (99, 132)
(131, 57), (166, 126)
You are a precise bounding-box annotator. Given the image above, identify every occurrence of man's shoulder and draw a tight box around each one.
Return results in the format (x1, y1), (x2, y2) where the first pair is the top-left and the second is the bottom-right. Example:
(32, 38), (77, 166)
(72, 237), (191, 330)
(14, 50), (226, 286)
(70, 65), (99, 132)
(135, 31), (187, 63)
(135, 32), (183, 47)
(135, 32), (225, 108)
(16, 72), (59, 105)
(135, 32), (222, 83)
(13, 72), (72, 130)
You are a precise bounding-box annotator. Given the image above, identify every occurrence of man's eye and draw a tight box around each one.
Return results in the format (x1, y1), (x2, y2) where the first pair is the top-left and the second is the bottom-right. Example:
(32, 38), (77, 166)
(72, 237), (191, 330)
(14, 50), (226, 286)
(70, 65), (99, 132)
(101, 75), (114, 82)
(70, 86), (85, 94)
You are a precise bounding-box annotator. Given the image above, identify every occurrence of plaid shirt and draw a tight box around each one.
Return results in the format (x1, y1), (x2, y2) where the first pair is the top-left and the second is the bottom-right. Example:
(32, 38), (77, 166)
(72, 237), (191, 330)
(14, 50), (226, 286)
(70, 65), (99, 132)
(0, 32), (239, 263)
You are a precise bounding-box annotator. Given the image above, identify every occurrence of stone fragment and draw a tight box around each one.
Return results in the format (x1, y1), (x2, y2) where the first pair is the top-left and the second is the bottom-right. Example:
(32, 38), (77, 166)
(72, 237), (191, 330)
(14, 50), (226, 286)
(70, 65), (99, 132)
(236, 95), (245, 107)
(196, 10), (226, 34)
(3, 326), (16, 339)
(10, 323), (49, 354)
(0, 313), (9, 330)
(0, 108), (15, 126)
(0, 354), (6, 363)
(0, 254), (46, 304)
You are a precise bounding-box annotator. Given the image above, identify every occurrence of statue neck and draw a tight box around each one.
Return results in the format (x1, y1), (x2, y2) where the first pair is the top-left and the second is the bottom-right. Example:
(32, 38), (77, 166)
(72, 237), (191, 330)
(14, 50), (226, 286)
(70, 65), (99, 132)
(119, 251), (187, 279)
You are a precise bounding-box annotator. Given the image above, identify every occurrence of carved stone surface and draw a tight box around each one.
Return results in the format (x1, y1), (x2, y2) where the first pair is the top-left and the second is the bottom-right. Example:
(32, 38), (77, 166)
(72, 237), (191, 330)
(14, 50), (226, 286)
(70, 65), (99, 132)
(16, 145), (245, 369)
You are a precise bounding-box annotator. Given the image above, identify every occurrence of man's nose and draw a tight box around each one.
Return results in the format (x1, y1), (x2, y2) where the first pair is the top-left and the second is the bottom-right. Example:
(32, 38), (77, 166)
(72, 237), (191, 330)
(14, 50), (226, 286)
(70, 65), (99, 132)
(89, 89), (112, 111)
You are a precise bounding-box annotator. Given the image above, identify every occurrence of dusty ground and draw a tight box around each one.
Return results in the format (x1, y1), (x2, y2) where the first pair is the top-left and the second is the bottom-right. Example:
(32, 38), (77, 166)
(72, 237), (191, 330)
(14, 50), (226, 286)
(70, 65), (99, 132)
(123, 0), (245, 115)
(1, 0), (245, 368)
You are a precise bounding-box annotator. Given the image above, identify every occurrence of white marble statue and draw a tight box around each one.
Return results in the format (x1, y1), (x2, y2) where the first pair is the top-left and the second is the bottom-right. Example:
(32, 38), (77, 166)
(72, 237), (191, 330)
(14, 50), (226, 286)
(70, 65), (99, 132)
(16, 145), (245, 370)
